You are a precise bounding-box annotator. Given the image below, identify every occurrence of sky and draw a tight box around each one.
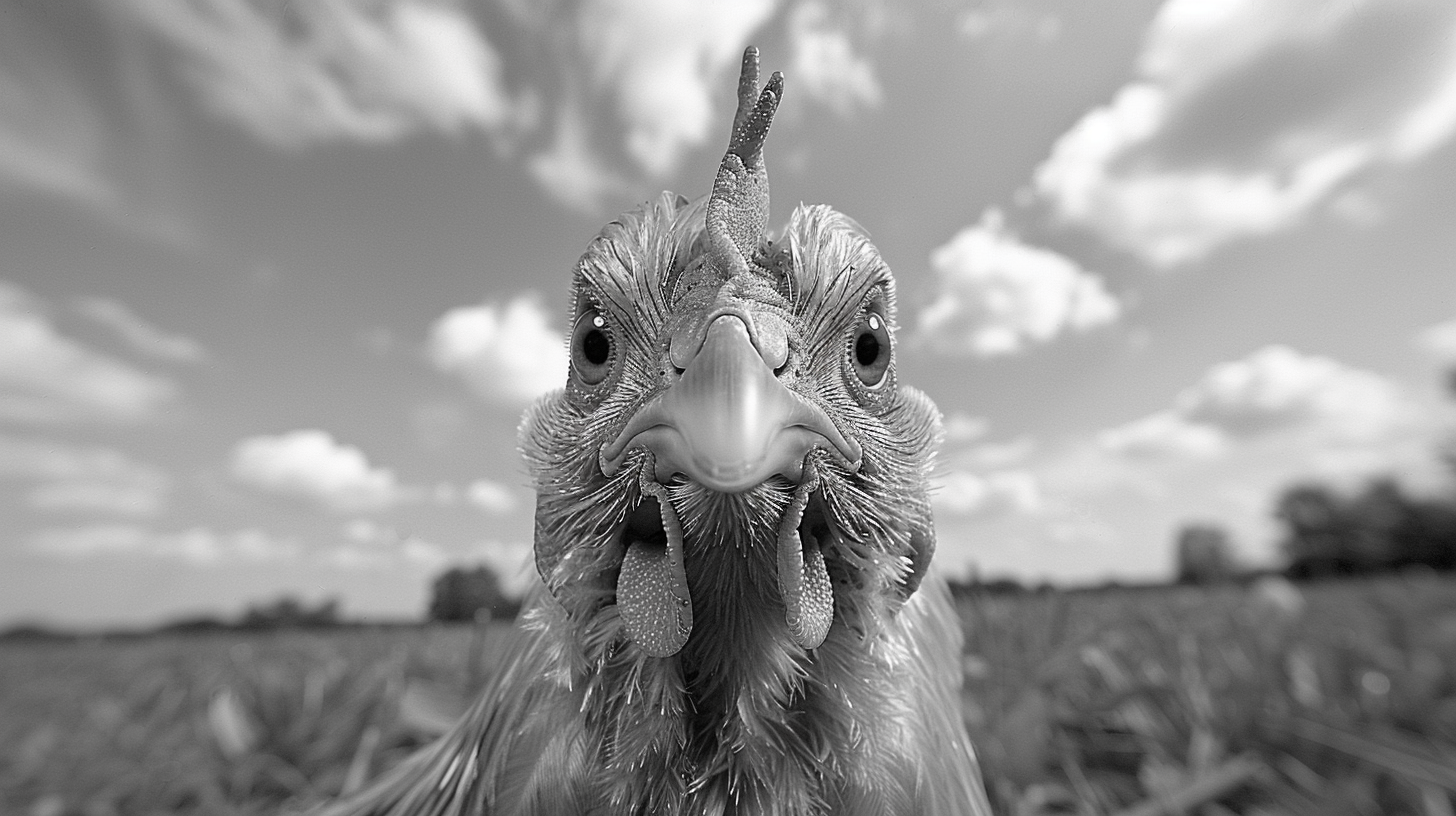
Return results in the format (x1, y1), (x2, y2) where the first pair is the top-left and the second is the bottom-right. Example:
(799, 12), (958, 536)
(3, 0), (1456, 628)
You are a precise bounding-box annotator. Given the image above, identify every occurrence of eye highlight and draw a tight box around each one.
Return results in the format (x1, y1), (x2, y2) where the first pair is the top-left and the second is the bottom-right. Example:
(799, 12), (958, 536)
(571, 309), (613, 385)
(850, 310), (891, 387)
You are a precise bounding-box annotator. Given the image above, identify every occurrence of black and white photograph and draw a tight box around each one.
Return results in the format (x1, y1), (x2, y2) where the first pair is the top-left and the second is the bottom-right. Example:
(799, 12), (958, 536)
(2, 1), (1456, 813)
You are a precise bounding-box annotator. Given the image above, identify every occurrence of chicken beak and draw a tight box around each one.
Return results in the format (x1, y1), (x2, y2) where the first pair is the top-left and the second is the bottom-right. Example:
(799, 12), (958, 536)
(601, 314), (860, 492)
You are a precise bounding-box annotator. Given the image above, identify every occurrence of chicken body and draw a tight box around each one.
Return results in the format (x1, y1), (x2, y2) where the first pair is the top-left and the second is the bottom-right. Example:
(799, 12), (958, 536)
(314, 49), (991, 816)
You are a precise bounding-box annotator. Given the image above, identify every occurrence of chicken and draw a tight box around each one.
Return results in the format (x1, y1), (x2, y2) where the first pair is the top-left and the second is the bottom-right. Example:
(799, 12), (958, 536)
(314, 47), (992, 816)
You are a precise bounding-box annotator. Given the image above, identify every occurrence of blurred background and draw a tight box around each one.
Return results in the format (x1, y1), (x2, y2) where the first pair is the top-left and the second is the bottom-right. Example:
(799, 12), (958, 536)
(3, 1), (1456, 813)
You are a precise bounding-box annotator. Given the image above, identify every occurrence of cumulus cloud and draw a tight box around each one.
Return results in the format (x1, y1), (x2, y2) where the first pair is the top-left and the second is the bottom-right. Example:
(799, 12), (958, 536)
(0, 281), (178, 425)
(30, 524), (300, 564)
(789, 1), (883, 117)
(428, 292), (567, 407)
(933, 468), (1041, 518)
(121, 0), (528, 149)
(1180, 345), (1409, 441)
(1098, 410), (1226, 459)
(466, 478), (518, 514)
(917, 209), (1121, 356)
(1034, 0), (1456, 267)
(1102, 345), (1415, 461)
(518, 0), (793, 210)
(76, 297), (206, 363)
(230, 429), (401, 512)
(1417, 316), (1456, 364)
(572, 0), (777, 178)
(942, 411), (991, 445)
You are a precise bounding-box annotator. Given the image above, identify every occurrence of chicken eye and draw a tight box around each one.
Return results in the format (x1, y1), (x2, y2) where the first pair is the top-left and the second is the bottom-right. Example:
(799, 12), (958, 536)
(851, 311), (891, 386)
(571, 310), (613, 385)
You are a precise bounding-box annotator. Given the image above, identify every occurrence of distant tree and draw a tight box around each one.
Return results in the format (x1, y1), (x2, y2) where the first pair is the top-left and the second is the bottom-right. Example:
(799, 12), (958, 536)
(1174, 523), (1237, 584)
(1278, 483), (1357, 578)
(239, 596), (340, 629)
(1278, 478), (1456, 578)
(429, 564), (518, 622)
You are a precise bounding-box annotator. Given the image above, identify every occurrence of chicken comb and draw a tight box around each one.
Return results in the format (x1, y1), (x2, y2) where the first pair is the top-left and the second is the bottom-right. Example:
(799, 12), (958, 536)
(706, 46), (783, 280)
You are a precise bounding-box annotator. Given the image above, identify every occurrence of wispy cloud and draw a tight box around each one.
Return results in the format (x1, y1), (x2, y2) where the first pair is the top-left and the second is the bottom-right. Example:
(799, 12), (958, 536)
(107, 0), (894, 213)
(916, 209), (1121, 356)
(954, 4), (1062, 44)
(526, 96), (629, 213)
(428, 292), (567, 407)
(0, 433), (171, 518)
(75, 297), (207, 364)
(0, 281), (178, 425)
(0, 6), (117, 208)
(30, 524), (300, 564)
(230, 429), (401, 513)
(121, 0), (529, 149)
(1034, 0), (1456, 267)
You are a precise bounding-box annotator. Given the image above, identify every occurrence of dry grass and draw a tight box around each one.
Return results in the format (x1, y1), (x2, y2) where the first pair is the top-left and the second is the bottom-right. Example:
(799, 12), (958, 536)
(960, 573), (1456, 815)
(1, 574), (1453, 815)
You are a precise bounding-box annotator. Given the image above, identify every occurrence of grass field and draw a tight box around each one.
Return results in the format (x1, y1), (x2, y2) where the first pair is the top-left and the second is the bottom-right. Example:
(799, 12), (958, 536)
(2, 574), (1454, 816)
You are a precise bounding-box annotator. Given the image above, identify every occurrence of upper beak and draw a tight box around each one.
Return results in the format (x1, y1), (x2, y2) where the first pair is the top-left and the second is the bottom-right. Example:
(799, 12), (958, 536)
(601, 314), (860, 492)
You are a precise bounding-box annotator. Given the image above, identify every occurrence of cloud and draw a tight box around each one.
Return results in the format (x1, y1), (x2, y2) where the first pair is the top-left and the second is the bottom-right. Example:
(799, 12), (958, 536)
(572, 0), (777, 178)
(122, 0), (528, 149)
(1178, 345), (1410, 442)
(0, 5), (117, 207)
(526, 97), (628, 213)
(933, 347), (1449, 584)
(321, 533), (450, 571)
(0, 433), (172, 517)
(933, 469), (1042, 518)
(916, 209), (1121, 356)
(1417, 316), (1456, 364)
(30, 524), (300, 564)
(788, 1), (883, 117)
(942, 411), (991, 444)
(466, 478), (518, 514)
(955, 5), (1062, 44)
(230, 430), (401, 512)
(1098, 410), (1226, 459)
(508, 0), (779, 210)
(328, 522), (531, 588)
(75, 297), (207, 363)
(0, 281), (178, 425)
(428, 292), (567, 407)
(1034, 0), (1456, 266)
(1101, 345), (1413, 461)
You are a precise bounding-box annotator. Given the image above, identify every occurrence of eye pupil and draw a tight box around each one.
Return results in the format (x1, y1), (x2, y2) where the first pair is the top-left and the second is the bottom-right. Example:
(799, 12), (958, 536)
(855, 332), (880, 366)
(582, 329), (610, 365)
(849, 309), (892, 388)
(570, 309), (613, 386)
